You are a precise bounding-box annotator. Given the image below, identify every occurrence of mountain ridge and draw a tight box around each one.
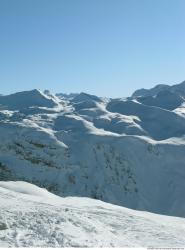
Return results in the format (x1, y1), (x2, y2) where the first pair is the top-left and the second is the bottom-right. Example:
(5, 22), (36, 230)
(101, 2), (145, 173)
(0, 81), (185, 218)
(132, 80), (185, 97)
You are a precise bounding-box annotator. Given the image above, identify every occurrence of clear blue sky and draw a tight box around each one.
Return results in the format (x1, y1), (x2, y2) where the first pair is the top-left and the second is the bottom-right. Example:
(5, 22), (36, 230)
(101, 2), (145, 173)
(0, 0), (184, 97)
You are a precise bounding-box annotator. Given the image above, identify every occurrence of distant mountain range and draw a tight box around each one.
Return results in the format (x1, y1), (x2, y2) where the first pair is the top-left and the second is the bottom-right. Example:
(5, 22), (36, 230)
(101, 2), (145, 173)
(132, 80), (185, 97)
(0, 80), (185, 219)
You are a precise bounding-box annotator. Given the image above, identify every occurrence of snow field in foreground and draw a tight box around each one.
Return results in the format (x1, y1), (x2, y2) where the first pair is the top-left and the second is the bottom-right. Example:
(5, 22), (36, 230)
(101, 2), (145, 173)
(0, 181), (185, 247)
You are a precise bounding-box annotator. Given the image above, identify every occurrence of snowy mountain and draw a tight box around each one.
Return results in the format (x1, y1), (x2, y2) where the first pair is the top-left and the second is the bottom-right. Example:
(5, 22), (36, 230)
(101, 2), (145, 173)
(0, 89), (58, 110)
(0, 181), (185, 247)
(0, 81), (185, 221)
(132, 80), (185, 98)
(132, 84), (170, 98)
(56, 92), (79, 100)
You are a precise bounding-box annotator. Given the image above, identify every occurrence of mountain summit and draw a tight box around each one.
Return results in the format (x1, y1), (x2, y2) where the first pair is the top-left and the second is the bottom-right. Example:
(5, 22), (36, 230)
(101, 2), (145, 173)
(0, 89), (57, 110)
(132, 80), (185, 98)
(0, 81), (185, 220)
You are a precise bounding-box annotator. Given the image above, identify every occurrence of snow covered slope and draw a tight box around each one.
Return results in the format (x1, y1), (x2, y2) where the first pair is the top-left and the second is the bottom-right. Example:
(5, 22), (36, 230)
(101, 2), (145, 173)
(132, 80), (185, 98)
(132, 80), (185, 110)
(0, 181), (185, 248)
(0, 89), (58, 110)
(0, 85), (185, 219)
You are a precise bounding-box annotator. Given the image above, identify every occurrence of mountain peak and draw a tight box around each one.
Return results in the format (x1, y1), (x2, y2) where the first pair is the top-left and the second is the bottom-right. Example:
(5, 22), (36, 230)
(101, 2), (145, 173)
(132, 80), (185, 98)
(72, 92), (102, 103)
(132, 84), (170, 97)
(0, 89), (57, 110)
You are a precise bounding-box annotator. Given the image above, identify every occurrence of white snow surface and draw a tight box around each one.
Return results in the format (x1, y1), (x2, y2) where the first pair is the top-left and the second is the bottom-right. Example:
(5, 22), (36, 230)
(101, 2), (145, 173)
(0, 86), (185, 219)
(0, 181), (185, 248)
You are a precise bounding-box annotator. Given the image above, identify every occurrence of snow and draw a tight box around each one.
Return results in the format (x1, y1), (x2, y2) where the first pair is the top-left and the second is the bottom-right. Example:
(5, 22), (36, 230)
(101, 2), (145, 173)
(0, 181), (185, 247)
(0, 83), (185, 230)
(137, 90), (184, 110)
(107, 99), (185, 140)
(132, 80), (185, 98)
(0, 89), (58, 110)
(72, 92), (102, 103)
(0, 83), (185, 247)
(0, 181), (57, 198)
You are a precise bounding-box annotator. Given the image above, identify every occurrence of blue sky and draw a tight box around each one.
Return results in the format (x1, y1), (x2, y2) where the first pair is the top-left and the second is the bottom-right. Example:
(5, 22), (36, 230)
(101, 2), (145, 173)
(0, 0), (184, 97)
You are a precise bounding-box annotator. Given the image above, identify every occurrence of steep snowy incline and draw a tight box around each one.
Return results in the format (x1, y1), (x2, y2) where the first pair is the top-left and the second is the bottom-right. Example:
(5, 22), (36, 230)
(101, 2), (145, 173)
(131, 81), (185, 112)
(132, 80), (185, 98)
(0, 87), (185, 218)
(136, 90), (184, 110)
(132, 84), (170, 97)
(107, 99), (185, 140)
(0, 89), (185, 217)
(1, 116), (185, 217)
(0, 89), (58, 110)
(0, 181), (185, 248)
